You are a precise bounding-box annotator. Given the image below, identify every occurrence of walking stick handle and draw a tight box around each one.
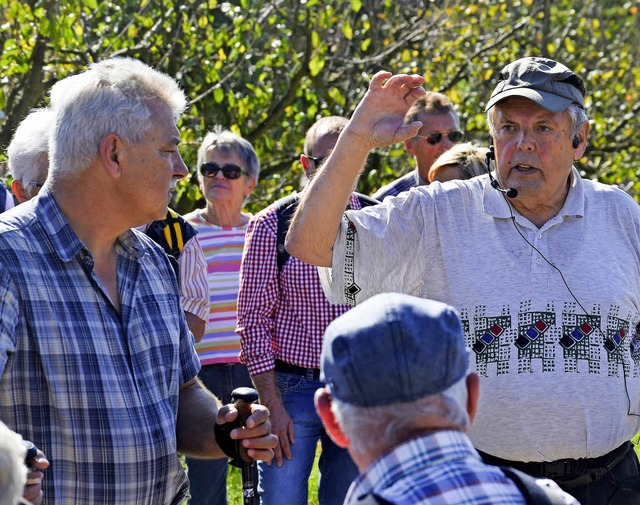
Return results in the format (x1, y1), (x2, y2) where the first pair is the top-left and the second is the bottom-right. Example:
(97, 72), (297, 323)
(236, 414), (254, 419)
(231, 387), (260, 504)
(231, 387), (260, 464)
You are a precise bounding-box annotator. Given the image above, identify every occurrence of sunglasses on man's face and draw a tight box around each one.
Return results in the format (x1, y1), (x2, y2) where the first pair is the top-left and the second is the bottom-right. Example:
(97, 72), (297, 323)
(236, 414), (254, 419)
(200, 162), (245, 180)
(306, 154), (326, 166)
(416, 130), (464, 145)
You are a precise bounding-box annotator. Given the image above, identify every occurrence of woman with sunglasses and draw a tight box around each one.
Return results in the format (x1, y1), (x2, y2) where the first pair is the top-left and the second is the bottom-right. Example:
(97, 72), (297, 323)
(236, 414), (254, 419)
(372, 91), (462, 201)
(182, 127), (260, 505)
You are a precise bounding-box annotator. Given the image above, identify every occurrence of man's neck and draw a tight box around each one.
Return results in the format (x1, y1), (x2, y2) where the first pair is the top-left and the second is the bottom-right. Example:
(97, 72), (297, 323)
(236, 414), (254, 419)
(50, 179), (126, 258)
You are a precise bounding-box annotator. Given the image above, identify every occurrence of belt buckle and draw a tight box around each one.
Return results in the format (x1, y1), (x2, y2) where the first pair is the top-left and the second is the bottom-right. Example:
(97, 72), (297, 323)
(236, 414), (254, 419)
(544, 459), (574, 479)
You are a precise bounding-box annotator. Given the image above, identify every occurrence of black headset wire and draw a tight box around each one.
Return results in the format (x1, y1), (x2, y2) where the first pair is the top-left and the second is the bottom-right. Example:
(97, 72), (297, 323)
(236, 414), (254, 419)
(500, 193), (640, 418)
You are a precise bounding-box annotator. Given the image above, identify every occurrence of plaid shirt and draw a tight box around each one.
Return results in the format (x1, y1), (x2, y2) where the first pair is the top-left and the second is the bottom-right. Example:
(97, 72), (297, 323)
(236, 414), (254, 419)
(371, 169), (424, 201)
(0, 191), (200, 504)
(345, 430), (532, 505)
(237, 193), (362, 375)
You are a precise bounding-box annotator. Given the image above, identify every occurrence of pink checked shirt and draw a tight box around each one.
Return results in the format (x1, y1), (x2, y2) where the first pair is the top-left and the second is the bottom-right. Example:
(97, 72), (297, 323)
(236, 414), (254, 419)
(237, 193), (362, 376)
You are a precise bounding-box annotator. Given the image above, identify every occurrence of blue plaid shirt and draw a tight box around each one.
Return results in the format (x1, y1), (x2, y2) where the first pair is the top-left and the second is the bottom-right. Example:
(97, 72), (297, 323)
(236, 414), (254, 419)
(345, 430), (529, 505)
(371, 170), (424, 201)
(0, 191), (201, 504)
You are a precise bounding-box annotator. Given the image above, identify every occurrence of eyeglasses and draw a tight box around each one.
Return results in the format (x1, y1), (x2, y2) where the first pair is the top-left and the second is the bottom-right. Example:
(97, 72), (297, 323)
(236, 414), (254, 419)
(416, 130), (464, 145)
(199, 162), (245, 180)
(27, 181), (45, 188)
(306, 154), (326, 166)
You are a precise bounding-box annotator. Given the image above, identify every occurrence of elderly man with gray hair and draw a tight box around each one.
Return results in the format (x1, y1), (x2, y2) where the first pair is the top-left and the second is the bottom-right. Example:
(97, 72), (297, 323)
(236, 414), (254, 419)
(0, 57), (276, 505)
(315, 292), (577, 504)
(288, 57), (640, 503)
(7, 108), (54, 204)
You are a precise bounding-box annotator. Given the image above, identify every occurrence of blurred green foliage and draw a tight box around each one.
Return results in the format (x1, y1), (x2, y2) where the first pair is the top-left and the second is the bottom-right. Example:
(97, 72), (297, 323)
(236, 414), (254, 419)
(1, 0), (639, 214)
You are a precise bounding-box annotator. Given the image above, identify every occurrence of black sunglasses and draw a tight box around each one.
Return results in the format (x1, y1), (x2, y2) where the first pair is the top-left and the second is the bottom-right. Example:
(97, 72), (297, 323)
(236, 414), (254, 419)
(200, 162), (245, 180)
(306, 154), (326, 166)
(416, 130), (464, 145)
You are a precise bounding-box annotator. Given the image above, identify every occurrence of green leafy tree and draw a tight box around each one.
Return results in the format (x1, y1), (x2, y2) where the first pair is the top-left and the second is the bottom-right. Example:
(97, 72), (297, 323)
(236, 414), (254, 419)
(1, 0), (639, 213)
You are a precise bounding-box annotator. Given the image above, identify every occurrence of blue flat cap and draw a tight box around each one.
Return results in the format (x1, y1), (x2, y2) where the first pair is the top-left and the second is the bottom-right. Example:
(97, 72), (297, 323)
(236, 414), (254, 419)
(321, 293), (468, 407)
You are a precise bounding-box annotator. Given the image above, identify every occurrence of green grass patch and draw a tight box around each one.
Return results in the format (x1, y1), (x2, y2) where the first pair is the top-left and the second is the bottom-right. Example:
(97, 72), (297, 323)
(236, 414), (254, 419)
(226, 442), (321, 504)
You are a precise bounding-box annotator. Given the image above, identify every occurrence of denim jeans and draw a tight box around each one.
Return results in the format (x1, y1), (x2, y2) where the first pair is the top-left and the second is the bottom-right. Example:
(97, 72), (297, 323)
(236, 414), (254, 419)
(186, 363), (257, 505)
(257, 371), (358, 505)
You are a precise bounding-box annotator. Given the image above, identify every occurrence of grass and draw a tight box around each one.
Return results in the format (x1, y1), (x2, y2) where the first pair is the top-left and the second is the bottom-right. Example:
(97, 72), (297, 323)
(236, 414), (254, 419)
(227, 442), (321, 505)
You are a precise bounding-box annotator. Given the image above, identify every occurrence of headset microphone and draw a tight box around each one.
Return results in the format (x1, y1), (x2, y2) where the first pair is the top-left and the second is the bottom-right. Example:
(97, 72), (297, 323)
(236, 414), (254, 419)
(485, 145), (518, 199)
(572, 136), (580, 149)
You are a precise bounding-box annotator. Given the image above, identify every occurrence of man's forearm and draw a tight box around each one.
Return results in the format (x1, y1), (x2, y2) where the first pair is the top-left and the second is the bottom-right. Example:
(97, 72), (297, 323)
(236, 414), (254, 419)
(250, 370), (284, 411)
(286, 128), (371, 267)
(176, 378), (225, 458)
(185, 311), (206, 342)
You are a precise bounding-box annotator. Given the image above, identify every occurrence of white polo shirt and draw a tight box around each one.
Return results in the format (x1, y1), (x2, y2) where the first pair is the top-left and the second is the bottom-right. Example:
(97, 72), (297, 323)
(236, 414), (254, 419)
(321, 168), (640, 462)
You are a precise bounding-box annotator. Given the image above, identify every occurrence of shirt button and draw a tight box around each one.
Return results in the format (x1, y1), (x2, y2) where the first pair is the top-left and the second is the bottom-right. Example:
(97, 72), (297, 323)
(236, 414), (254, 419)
(536, 259), (542, 265)
(537, 234), (543, 240)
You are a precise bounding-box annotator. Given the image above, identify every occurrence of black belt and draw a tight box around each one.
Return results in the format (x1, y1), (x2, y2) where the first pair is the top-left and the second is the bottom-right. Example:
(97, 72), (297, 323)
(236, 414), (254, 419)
(479, 442), (632, 489)
(274, 359), (320, 380)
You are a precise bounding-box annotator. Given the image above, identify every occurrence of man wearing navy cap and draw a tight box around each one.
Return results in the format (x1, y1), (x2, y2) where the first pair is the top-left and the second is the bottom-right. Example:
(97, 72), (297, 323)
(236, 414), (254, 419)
(315, 293), (577, 504)
(287, 57), (640, 503)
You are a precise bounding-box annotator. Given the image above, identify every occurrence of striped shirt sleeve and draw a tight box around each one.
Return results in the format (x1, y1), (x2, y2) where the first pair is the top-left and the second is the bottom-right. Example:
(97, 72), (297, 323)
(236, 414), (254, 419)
(178, 236), (209, 322)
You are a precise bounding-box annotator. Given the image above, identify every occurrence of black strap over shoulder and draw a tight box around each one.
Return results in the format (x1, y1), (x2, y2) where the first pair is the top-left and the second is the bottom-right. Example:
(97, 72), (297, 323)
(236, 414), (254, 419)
(0, 186), (7, 211)
(501, 466), (567, 505)
(275, 192), (379, 271)
(274, 193), (300, 271)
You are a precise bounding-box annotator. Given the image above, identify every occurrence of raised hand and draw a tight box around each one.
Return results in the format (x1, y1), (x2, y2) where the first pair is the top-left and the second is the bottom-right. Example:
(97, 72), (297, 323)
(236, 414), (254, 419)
(346, 71), (426, 150)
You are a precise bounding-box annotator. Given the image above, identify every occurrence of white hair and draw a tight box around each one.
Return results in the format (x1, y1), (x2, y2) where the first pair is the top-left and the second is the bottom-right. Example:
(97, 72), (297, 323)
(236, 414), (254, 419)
(7, 108), (54, 183)
(0, 422), (28, 505)
(48, 57), (186, 175)
(331, 375), (470, 454)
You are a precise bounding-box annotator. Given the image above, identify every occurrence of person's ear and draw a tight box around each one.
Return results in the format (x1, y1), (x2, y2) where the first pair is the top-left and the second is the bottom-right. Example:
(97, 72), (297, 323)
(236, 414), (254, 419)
(100, 134), (122, 178)
(572, 122), (590, 160)
(466, 373), (480, 425)
(300, 154), (314, 179)
(244, 176), (256, 197)
(314, 388), (349, 448)
(404, 137), (417, 156)
(11, 179), (28, 204)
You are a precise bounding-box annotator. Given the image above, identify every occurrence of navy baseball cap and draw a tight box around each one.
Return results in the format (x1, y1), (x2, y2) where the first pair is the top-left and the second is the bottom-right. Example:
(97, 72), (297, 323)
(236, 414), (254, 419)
(485, 57), (586, 112)
(321, 293), (468, 407)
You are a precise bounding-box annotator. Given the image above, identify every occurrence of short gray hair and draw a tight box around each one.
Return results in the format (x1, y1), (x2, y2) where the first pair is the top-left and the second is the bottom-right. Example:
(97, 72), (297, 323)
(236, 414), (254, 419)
(48, 57), (186, 175)
(196, 126), (260, 182)
(303, 116), (348, 156)
(331, 376), (470, 454)
(566, 103), (589, 138)
(0, 422), (28, 505)
(7, 108), (55, 183)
